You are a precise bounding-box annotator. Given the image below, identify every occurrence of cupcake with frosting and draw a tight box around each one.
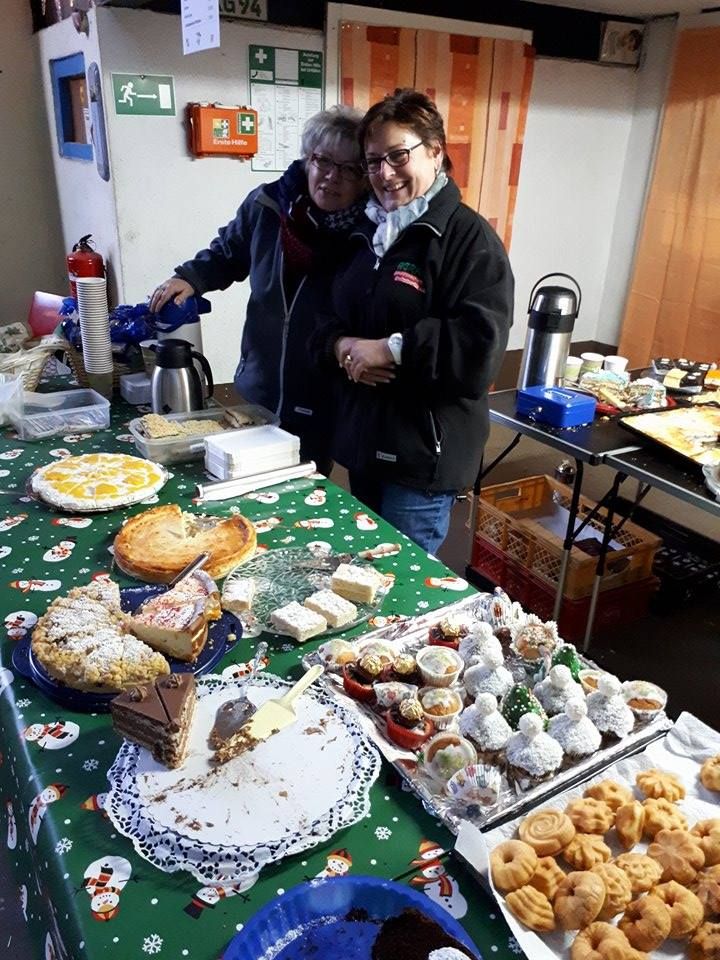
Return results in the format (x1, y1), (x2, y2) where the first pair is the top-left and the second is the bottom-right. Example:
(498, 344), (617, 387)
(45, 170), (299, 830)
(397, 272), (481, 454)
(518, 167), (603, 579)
(533, 664), (585, 716)
(511, 614), (559, 663)
(458, 692), (512, 764)
(463, 648), (513, 701)
(506, 712), (563, 787)
(458, 623), (502, 666)
(586, 674), (634, 743)
(548, 698), (601, 762)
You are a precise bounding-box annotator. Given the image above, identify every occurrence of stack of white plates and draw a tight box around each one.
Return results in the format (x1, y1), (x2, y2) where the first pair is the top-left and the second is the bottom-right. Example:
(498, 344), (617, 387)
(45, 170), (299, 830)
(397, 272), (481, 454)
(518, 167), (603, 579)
(76, 277), (112, 374)
(205, 425), (300, 480)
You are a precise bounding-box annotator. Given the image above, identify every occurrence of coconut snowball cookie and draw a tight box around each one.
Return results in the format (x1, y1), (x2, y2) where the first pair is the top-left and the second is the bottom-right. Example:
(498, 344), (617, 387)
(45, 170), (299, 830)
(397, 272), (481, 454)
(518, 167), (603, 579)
(458, 623), (503, 666)
(506, 712), (564, 785)
(458, 692), (512, 762)
(463, 647), (514, 701)
(533, 664), (585, 717)
(586, 674), (634, 741)
(548, 699), (602, 760)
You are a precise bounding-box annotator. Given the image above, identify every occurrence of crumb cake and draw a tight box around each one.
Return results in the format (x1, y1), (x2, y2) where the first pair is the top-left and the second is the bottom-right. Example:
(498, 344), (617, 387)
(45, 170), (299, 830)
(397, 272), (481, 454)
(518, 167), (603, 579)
(113, 503), (256, 582)
(303, 589), (357, 628)
(110, 673), (196, 768)
(31, 582), (170, 693)
(331, 563), (384, 604)
(221, 576), (256, 614)
(270, 600), (327, 642)
(31, 453), (167, 511)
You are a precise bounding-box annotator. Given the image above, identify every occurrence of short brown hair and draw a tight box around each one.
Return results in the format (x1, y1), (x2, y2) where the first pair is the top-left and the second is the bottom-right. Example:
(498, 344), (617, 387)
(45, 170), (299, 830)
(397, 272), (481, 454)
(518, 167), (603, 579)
(358, 88), (453, 174)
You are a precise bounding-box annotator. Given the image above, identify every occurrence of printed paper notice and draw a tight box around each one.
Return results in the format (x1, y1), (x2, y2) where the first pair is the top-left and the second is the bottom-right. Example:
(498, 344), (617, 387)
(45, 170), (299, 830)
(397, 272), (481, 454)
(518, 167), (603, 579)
(182, 0), (220, 54)
(248, 45), (323, 172)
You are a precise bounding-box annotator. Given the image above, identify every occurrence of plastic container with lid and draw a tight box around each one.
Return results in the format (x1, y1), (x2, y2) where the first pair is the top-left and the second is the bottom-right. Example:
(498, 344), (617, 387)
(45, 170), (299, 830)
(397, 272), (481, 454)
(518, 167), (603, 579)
(128, 403), (279, 465)
(11, 388), (110, 440)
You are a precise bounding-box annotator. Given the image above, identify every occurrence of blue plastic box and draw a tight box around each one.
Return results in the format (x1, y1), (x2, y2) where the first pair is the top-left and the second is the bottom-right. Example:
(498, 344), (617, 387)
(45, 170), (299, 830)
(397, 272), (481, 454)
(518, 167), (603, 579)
(516, 385), (597, 427)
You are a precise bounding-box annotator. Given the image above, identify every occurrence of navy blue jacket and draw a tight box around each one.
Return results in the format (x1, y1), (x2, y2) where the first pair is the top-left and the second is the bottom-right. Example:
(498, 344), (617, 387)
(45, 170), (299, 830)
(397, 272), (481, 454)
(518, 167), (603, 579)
(313, 179), (514, 492)
(175, 161), (348, 461)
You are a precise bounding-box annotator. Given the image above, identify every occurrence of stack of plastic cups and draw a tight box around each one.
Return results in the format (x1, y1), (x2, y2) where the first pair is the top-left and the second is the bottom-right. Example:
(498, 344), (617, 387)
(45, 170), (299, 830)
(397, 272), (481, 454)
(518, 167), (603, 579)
(75, 277), (113, 398)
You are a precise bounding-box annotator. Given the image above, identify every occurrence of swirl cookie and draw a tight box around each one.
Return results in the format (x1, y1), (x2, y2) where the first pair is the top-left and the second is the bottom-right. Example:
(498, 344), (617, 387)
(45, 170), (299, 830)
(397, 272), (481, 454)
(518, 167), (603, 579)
(570, 922), (636, 960)
(692, 820), (720, 867)
(615, 800), (645, 850)
(654, 880), (704, 938)
(584, 779), (633, 812)
(689, 922), (720, 960)
(505, 884), (556, 932)
(563, 833), (612, 870)
(692, 865), (720, 918)
(648, 829), (706, 885)
(636, 768), (686, 803)
(528, 856), (567, 901)
(618, 895), (672, 952)
(554, 871), (606, 930)
(700, 756), (720, 793)
(590, 862), (632, 921)
(643, 797), (688, 838)
(490, 839), (538, 893)
(519, 808), (576, 856)
(566, 797), (615, 835)
(613, 853), (663, 894)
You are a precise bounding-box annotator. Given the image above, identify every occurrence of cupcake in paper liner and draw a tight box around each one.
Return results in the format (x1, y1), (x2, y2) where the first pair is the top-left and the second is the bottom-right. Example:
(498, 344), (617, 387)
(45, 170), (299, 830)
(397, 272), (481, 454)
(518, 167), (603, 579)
(548, 697), (601, 764)
(459, 692), (512, 764)
(458, 623), (502, 667)
(463, 648), (514, 701)
(506, 712), (564, 789)
(510, 613), (559, 663)
(533, 663), (585, 716)
(586, 673), (635, 744)
(421, 732), (477, 783)
(446, 762), (501, 818)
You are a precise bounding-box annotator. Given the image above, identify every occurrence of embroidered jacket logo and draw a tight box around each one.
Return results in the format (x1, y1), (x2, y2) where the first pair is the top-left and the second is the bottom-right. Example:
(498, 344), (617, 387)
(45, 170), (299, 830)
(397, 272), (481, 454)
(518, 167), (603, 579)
(393, 261), (425, 293)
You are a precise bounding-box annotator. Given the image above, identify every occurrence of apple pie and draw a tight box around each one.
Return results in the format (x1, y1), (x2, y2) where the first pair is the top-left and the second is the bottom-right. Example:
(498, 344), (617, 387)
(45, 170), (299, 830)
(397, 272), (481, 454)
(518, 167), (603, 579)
(113, 503), (256, 582)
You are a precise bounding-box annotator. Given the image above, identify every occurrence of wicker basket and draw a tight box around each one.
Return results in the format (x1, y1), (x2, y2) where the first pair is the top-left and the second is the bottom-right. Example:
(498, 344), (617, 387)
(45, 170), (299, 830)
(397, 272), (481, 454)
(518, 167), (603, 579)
(0, 338), (64, 390)
(60, 339), (140, 389)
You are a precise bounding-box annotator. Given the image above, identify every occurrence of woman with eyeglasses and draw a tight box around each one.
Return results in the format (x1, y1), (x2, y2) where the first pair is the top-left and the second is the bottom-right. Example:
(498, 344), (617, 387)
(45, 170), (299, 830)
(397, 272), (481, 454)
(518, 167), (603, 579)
(313, 89), (514, 553)
(150, 106), (366, 473)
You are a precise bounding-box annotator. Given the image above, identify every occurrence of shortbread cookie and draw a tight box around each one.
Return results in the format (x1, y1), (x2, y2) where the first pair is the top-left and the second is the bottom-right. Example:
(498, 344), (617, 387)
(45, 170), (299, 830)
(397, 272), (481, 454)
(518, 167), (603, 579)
(330, 563), (384, 603)
(269, 601), (327, 642)
(303, 589), (357, 628)
(528, 856), (566, 901)
(618, 895), (672, 952)
(643, 797), (688, 838)
(636, 768), (686, 803)
(692, 865), (720, 918)
(613, 853), (663, 894)
(692, 821), (720, 867)
(648, 828), (705, 885)
(519, 809), (576, 856)
(554, 871), (606, 930)
(505, 884), (556, 932)
(700, 756), (720, 793)
(566, 797), (615, 834)
(591, 862), (632, 921)
(654, 880), (704, 938)
(584, 779), (633, 812)
(615, 800), (646, 850)
(563, 833), (612, 870)
(689, 921), (720, 960)
(490, 839), (538, 893)
(570, 922), (635, 960)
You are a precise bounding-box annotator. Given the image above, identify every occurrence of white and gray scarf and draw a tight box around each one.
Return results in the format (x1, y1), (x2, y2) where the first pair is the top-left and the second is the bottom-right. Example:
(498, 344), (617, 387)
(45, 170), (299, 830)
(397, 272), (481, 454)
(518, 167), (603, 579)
(364, 171), (448, 258)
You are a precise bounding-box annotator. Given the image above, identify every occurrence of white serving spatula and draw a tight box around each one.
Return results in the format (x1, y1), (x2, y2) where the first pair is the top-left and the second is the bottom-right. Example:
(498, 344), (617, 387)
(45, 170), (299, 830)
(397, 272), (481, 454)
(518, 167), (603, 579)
(240, 664), (324, 745)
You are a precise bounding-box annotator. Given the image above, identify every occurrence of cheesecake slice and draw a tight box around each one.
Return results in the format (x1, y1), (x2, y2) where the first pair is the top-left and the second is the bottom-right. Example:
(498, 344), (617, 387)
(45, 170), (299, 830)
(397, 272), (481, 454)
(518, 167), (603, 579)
(130, 591), (209, 663)
(110, 673), (196, 769)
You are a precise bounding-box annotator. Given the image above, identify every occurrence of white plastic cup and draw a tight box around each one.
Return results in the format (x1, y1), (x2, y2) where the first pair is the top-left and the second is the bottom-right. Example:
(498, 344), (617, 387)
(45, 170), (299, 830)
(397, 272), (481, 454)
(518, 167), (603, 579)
(564, 356), (583, 382)
(579, 352), (604, 377)
(603, 355), (629, 374)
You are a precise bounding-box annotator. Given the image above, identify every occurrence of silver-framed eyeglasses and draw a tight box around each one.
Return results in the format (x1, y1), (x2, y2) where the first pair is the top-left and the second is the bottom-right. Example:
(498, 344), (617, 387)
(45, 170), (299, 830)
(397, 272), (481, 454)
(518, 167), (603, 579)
(361, 141), (425, 174)
(310, 153), (364, 182)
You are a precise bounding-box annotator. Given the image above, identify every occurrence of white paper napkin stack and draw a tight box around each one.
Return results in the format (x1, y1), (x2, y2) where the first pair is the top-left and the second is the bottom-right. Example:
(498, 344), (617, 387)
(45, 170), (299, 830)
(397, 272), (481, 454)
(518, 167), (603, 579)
(204, 424), (300, 480)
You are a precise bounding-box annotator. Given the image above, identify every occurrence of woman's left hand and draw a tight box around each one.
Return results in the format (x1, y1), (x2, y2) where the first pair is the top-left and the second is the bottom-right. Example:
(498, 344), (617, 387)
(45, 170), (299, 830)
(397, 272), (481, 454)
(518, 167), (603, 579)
(346, 338), (395, 383)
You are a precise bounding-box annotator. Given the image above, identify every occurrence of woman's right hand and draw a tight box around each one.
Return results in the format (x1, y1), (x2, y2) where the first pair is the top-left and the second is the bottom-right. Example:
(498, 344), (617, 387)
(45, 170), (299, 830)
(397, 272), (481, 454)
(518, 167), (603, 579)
(149, 277), (194, 313)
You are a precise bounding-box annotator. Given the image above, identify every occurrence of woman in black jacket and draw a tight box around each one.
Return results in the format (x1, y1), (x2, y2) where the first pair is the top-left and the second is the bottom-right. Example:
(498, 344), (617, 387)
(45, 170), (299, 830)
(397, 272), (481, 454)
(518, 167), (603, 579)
(314, 89), (514, 553)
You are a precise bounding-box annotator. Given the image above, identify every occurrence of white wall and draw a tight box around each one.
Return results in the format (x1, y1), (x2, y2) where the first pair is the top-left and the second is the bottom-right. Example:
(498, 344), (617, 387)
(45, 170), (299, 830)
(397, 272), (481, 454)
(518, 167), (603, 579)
(96, 7), (322, 384)
(37, 11), (121, 303)
(509, 58), (638, 350)
(1, 0), (66, 324)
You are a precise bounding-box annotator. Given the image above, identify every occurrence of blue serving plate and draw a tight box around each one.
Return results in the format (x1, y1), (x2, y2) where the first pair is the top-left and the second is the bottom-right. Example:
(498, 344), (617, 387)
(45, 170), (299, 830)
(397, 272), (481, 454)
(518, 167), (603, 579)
(223, 876), (480, 960)
(11, 584), (241, 713)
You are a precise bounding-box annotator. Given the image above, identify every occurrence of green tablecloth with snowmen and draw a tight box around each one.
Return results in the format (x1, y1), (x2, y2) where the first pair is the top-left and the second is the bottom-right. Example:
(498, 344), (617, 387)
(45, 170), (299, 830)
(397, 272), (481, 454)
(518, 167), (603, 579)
(0, 389), (521, 960)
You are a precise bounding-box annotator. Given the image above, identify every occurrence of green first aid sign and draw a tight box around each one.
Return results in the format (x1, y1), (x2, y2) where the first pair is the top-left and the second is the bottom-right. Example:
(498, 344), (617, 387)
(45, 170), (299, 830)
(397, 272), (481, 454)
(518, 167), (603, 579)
(112, 74), (175, 116)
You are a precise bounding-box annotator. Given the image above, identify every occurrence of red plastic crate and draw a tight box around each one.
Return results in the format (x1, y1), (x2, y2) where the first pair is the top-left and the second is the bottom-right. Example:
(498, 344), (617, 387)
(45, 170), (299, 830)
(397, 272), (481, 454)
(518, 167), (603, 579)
(471, 532), (658, 643)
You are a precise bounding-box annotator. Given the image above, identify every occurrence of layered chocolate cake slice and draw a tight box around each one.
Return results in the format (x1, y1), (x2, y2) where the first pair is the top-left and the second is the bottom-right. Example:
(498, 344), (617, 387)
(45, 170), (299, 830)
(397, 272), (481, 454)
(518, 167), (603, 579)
(371, 909), (475, 960)
(110, 674), (196, 768)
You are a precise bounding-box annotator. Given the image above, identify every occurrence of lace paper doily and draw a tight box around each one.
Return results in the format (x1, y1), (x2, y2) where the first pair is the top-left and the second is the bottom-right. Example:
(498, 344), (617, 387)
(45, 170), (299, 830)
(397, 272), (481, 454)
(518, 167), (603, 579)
(105, 673), (381, 883)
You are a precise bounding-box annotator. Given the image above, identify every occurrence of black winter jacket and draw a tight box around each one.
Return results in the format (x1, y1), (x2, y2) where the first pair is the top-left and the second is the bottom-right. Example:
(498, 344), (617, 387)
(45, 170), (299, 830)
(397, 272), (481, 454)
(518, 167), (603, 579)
(314, 179), (513, 492)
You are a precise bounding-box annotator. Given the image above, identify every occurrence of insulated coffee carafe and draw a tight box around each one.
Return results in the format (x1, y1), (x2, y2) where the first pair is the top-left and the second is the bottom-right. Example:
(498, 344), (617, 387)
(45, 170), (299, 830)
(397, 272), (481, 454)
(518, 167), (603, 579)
(517, 273), (581, 390)
(150, 338), (214, 414)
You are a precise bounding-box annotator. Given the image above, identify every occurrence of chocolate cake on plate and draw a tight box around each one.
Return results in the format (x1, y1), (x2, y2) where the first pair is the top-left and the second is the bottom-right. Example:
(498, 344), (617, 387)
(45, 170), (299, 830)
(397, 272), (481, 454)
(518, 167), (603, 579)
(110, 673), (196, 769)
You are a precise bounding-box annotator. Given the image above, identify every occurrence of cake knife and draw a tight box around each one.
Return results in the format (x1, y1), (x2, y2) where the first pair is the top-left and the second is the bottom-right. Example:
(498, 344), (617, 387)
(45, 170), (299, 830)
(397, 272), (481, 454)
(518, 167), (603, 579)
(167, 551), (210, 589)
(235, 665), (324, 746)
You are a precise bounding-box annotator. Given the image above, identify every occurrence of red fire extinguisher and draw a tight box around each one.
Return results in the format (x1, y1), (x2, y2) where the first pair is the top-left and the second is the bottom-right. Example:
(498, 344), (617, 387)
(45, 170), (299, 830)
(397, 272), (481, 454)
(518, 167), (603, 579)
(67, 235), (105, 299)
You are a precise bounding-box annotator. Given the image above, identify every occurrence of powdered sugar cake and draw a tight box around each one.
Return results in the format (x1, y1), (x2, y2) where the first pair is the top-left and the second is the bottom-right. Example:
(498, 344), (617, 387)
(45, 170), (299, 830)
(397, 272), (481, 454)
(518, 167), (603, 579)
(113, 504), (256, 583)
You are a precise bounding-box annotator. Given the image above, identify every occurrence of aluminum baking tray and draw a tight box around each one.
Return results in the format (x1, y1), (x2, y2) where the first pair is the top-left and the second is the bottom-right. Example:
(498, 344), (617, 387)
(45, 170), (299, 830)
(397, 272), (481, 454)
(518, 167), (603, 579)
(303, 594), (672, 836)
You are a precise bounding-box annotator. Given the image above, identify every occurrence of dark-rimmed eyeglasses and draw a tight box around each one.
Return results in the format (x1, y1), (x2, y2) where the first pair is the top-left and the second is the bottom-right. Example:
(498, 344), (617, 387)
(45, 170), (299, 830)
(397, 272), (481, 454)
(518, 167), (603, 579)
(361, 141), (425, 174)
(310, 153), (364, 182)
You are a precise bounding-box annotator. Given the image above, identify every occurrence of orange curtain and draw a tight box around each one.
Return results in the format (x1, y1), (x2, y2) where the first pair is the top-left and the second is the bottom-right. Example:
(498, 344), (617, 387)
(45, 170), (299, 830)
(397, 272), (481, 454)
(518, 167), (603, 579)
(339, 22), (535, 250)
(619, 26), (720, 365)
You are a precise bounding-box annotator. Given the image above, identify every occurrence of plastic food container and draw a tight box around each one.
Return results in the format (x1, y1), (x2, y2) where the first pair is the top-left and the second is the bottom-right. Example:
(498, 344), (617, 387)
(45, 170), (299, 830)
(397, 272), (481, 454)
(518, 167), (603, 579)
(11, 388), (110, 440)
(128, 403), (279, 465)
(0, 373), (23, 427)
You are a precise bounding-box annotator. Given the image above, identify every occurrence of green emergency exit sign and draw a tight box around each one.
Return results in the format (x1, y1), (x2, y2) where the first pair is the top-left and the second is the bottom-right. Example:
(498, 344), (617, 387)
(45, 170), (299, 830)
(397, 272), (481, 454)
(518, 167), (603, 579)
(111, 74), (176, 116)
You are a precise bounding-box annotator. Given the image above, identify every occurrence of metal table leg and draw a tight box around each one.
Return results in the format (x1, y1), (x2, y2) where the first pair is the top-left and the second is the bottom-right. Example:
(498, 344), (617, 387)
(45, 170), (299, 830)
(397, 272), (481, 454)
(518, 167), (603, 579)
(583, 470), (627, 652)
(553, 459), (584, 621)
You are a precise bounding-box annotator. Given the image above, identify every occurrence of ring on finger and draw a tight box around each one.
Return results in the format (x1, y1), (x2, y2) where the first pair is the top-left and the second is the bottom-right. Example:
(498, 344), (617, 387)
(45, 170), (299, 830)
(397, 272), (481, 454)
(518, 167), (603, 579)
(344, 354), (353, 365)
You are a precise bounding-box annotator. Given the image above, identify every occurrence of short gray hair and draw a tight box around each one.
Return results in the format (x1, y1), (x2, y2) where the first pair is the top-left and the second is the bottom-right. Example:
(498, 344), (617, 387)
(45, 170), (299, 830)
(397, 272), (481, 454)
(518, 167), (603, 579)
(301, 105), (363, 162)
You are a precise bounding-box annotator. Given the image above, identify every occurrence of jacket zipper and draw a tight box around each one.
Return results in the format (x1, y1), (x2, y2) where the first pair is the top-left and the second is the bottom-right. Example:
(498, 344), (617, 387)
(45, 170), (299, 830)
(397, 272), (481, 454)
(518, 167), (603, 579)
(428, 410), (442, 457)
(276, 250), (307, 419)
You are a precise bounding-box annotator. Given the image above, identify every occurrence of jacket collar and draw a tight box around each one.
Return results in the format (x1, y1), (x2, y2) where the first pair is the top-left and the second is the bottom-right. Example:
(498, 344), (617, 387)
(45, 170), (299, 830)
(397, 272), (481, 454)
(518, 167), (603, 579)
(257, 159), (308, 217)
(351, 177), (461, 244)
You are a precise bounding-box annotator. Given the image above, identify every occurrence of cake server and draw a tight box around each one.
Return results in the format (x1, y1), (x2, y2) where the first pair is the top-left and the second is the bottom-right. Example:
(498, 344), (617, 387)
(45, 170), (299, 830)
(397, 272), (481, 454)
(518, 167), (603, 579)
(167, 551), (210, 589)
(239, 664), (324, 744)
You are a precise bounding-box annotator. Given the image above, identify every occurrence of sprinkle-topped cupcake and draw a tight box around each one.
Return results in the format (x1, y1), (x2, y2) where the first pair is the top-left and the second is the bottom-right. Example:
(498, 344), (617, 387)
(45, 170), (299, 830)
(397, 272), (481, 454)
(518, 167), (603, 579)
(463, 648), (513, 701)
(548, 697), (601, 761)
(501, 683), (548, 730)
(533, 664), (585, 716)
(511, 614), (559, 662)
(586, 674), (635, 742)
(458, 692), (512, 764)
(506, 712), (563, 787)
